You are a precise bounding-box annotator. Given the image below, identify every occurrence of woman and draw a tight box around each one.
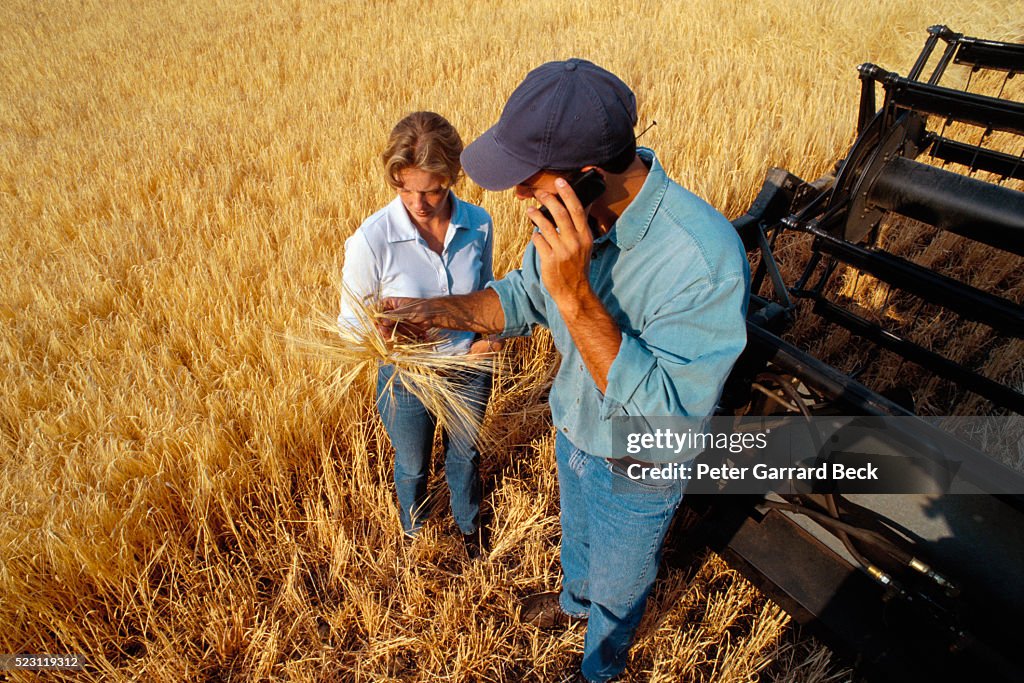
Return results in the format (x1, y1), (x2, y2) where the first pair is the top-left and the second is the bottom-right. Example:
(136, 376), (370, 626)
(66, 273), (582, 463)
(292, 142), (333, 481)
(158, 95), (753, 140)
(339, 111), (498, 559)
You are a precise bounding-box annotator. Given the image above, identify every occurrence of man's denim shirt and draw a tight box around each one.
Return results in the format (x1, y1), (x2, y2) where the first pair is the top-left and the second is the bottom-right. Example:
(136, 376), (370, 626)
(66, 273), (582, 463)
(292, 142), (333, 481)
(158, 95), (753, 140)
(488, 148), (750, 460)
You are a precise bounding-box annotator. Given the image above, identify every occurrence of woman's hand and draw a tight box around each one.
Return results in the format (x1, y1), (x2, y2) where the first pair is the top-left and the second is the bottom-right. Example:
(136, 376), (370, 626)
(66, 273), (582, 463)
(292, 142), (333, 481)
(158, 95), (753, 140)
(378, 290), (506, 338)
(378, 297), (433, 341)
(468, 335), (504, 356)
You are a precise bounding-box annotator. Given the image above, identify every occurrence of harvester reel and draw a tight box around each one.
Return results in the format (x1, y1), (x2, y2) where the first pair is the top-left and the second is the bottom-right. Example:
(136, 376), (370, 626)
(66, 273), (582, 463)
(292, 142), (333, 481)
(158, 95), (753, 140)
(702, 25), (1024, 682)
(837, 113), (926, 244)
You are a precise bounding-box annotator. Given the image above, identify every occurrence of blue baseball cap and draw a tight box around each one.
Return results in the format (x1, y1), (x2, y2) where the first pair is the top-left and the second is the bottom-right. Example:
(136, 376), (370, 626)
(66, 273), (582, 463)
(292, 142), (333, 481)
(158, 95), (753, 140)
(461, 59), (638, 191)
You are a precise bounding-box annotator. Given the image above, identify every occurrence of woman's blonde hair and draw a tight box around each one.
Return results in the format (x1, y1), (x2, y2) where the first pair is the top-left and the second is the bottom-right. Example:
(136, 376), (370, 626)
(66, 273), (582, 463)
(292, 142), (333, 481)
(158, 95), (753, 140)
(382, 111), (464, 190)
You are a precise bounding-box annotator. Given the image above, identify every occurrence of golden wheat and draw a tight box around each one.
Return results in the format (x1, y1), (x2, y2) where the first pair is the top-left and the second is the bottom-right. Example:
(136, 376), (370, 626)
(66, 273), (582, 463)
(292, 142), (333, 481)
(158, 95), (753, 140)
(1, 0), (1021, 681)
(288, 287), (496, 445)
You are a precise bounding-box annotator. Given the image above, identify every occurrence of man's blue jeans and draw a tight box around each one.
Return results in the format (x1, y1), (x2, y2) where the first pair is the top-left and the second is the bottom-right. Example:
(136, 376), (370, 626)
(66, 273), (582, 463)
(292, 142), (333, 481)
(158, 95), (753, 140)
(375, 364), (491, 536)
(555, 432), (685, 682)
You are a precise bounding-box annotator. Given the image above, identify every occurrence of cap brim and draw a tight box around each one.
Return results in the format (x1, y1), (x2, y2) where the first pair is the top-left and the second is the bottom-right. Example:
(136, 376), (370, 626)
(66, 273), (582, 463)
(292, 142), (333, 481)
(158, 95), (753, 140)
(460, 126), (538, 191)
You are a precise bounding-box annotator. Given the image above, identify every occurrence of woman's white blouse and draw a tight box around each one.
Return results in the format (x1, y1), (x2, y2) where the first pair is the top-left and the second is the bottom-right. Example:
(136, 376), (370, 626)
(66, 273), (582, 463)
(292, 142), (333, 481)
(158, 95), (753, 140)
(339, 192), (494, 354)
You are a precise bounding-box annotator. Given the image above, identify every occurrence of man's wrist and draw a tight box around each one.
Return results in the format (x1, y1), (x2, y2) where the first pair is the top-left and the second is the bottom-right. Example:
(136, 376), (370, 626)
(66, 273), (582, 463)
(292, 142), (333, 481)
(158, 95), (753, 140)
(553, 285), (597, 323)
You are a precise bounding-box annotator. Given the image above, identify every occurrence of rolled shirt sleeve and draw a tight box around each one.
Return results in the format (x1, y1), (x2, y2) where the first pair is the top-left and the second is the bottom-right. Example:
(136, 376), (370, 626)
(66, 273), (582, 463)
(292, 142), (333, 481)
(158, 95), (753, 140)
(486, 244), (549, 338)
(599, 272), (748, 420)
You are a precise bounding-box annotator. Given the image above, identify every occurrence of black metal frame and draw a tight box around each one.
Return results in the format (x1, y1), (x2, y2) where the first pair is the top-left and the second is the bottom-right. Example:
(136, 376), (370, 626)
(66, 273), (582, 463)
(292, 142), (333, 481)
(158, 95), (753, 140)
(733, 24), (1024, 417)
(701, 26), (1024, 682)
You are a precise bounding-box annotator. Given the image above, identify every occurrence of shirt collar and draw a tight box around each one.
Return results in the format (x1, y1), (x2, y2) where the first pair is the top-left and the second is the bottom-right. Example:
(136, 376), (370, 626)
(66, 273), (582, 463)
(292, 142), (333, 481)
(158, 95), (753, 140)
(448, 191), (471, 230)
(386, 191), (468, 243)
(595, 147), (667, 251)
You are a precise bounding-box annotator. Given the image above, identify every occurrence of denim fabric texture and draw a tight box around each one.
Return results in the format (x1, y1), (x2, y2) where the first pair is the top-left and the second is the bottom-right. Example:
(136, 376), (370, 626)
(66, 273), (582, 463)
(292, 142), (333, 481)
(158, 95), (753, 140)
(375, 364), (491, 536)
(488, 147), (750, 461)
(555, 432), (685, 681)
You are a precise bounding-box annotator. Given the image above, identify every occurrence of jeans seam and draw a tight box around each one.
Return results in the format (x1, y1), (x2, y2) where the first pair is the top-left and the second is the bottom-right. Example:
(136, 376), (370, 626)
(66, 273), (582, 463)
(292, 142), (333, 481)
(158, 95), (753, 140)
(558, 434), (591, 619)
(570, 445), (586, 477)
(623, 501), (672, 625)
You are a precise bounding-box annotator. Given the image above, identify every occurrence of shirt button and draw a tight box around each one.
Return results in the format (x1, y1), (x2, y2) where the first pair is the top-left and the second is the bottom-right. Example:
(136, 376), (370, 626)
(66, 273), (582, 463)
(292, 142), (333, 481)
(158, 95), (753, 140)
(561, 427), (568, 433)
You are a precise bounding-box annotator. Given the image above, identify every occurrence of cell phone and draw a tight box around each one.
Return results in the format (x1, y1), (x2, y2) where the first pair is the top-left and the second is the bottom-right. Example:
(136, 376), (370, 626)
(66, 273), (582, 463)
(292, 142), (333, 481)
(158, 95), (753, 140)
(534, 169), (606, 229)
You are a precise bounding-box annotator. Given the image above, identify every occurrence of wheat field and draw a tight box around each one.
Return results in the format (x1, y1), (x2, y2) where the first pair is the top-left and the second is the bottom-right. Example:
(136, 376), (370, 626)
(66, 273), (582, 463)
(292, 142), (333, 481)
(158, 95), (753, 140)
(1, 1), (1021, 681)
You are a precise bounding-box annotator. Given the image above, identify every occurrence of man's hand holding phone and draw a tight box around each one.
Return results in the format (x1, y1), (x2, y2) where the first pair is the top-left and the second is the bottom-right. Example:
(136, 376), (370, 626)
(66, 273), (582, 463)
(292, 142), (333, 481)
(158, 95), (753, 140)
(528, 173), (601, 312)
(533, 169), (605, 236)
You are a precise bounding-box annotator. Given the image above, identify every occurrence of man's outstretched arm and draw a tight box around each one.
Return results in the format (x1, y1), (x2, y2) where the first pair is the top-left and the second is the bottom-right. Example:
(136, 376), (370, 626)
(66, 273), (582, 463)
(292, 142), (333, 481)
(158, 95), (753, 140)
(382, 288), (506, 338)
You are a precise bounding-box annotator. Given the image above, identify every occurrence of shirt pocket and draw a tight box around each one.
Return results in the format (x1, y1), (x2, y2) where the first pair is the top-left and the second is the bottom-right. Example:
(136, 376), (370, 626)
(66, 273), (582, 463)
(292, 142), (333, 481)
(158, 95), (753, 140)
(447, 237), (484, 294)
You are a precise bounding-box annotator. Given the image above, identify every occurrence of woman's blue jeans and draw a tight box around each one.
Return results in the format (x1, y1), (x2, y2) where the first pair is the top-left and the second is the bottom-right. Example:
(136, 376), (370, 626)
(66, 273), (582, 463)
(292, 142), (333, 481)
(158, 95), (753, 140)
(375, 364), (491, 536)
(555, 432), (686, 682)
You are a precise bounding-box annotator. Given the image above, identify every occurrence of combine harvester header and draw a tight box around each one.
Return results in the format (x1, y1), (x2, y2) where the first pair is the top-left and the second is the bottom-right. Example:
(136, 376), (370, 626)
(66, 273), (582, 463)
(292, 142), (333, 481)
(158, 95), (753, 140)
(685, 26), (1024, 682)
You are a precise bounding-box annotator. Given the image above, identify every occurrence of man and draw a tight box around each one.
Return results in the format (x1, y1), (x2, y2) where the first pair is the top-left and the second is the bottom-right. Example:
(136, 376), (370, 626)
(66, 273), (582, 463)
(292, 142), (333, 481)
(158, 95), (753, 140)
(384, 59), (749, 682)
